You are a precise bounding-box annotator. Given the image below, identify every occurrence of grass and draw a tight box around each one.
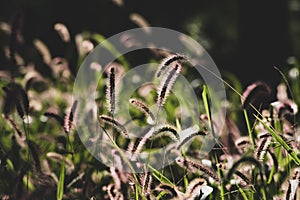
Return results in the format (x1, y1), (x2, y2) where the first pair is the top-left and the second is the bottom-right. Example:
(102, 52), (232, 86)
(0, 17), (300, 200)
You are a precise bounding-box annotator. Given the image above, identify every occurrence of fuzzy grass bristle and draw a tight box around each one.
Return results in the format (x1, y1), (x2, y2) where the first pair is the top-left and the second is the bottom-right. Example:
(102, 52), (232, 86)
(255, 135), (272, 162)
(141, 172), (152, 196)
(98, 114), (128, 137)
(129, 98), (155, 124)
(106, 67), (117, 115)
(43, 112), (64, 126)
(156, 183), (180, 198)
(177, 130), (207, 150)
(157, 63), (182, 107)
(241, 81), (272, 110)
(63, 100), (78, 134)
(185, 177), (207, 196)
(175, 156), (221, 183)
(4, 114), (24, 137)
(150, 124), (180, 141)
(156, 54), (186, 78)
(126, 127), (154, 161)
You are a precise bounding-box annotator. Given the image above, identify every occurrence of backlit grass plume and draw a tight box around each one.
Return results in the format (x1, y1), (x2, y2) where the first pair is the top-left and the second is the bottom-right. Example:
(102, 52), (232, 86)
(157, 63), (182, 107)
(176, 156), (221, 183)
(106, 67), (117, 115)
(129, 98), (155, 124)
(156, 53), (186, 78)
(98, 114), (128, 137)
(126, 127), (154, 161)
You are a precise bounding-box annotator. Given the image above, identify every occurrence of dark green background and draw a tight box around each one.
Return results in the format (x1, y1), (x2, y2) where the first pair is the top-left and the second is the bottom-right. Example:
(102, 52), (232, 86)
(1, 0), (299, 88)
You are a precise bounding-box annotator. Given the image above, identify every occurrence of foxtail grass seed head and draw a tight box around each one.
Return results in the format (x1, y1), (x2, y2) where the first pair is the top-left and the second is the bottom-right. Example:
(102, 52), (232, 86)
(151, 124), (180, 141)
(234, 136), (251, 154)
(54, 23), (70, 42)
(103, 183), (124, 200)
(106, 67), (117, 115)
(129, 98), (155, 124)
(127, 127), (154, 161)
(257, 132), (272, 139)
(271, 99), (298, 118)
(241, 81), (272, 109)
(4, 114), (24, 137)
(177, 130), (206, 150)
(286, 179), (298, 200)
(99, 114), (128, 137)
(234, 170), (252, 186)
(176, 156), (221, 183)
(156, 54), (186, 78)
(129, 13), (151, 34)
(157, 63), (182, 107)
(2, 83), (29, 119)
(255, 135), (272, 162)
(110, 166), (123, 190)
(141, 172), (152, 196)
(43, 112), (64, 126)
(185, 178), (207, 198)
(63, 100), (78, 134)
(156, 184), (180, 198)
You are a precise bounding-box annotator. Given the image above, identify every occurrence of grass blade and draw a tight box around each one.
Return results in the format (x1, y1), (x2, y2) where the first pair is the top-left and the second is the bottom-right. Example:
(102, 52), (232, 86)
(243, 109), (255, 148)
(202, 85), (216, 137)
(57, 158), (65, 200)
(147, 165), (175, 187)
(255, 115), (300, 165)
(236, 184), (249, 200)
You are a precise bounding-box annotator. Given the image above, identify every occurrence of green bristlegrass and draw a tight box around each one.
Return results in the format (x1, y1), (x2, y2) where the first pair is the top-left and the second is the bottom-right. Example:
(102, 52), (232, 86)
(243, 109), (255, 148)
(57, 158), (65, 200)
(202, 85), (215, 137)
(254, 115), (300, 166)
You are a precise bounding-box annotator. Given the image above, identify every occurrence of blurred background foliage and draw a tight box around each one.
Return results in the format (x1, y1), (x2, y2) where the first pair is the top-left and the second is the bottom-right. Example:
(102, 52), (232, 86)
(1, 0), (300, 88)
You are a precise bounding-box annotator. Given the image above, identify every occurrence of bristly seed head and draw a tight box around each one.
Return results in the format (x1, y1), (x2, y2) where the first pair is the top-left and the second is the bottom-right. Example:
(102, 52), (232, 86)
(157, 63), (182, 107)
(129, 98), (155, 124)
(255, 135), (272, 162)
(99, 114), (128, 137)
(150, 124), (180, 141)
(176, 156), (221, 183)
(106, 67), (117, 115)
(126, 127), (154, 161)
(63, 100), (78, 134)
(156, 53), (186, 78)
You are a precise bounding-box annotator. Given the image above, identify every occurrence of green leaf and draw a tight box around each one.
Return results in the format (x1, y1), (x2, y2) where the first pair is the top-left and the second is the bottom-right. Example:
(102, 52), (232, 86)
(57, 159), (65, 200)
(202, 85), (216, 138)
(202, 85), (211, 124)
